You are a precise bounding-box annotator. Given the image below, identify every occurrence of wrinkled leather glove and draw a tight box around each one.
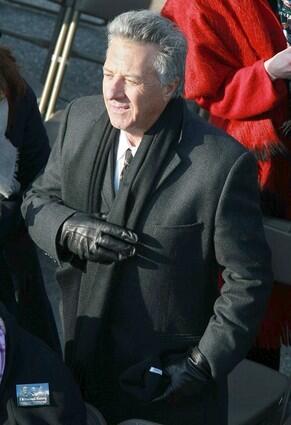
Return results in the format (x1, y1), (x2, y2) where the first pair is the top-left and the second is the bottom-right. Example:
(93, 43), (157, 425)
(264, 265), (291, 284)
(59, 212), (138, 263)
(156, 347), (212, 403)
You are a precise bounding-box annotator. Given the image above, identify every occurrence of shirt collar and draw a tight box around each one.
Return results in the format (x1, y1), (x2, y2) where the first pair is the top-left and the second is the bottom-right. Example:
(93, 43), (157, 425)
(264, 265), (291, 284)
(116, 130), (138, 161)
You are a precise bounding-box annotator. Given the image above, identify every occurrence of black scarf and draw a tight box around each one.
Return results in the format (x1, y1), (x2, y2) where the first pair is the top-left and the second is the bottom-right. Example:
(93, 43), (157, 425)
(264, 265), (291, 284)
(68, 98), (184, 402)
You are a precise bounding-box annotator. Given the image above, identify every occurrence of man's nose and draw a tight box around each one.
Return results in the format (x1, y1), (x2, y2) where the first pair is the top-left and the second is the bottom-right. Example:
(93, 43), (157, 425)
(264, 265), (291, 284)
(107, 76), (125, 99)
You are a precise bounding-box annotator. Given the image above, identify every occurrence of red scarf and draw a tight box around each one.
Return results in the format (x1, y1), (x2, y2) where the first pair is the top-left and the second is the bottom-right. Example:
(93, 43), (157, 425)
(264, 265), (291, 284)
(162, 0), (291, 197)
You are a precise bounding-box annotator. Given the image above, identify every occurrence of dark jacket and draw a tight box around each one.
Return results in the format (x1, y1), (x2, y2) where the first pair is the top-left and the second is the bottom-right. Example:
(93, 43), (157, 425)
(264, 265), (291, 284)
(0, 302), (87, 424)
(0, 84), (59, 351)
(22, 96), (273, 425)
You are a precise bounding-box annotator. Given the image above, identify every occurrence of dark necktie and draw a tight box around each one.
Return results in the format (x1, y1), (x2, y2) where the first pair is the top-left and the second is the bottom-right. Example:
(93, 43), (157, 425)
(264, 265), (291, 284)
(120, 148), (133, 182)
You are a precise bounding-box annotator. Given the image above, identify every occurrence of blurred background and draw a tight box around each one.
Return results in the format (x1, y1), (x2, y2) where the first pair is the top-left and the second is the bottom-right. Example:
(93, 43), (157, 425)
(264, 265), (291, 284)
(0, 0), (109, 337)
(0, 0), (107, 110)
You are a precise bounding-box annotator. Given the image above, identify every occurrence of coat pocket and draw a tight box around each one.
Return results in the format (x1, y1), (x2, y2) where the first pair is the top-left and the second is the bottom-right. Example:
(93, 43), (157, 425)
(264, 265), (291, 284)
(136, 222), (205, 333)
(138, 221), (203, 268)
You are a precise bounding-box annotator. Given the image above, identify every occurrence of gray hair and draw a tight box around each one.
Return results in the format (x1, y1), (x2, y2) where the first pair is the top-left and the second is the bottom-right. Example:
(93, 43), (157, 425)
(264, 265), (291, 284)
(107, 10), (187, 98)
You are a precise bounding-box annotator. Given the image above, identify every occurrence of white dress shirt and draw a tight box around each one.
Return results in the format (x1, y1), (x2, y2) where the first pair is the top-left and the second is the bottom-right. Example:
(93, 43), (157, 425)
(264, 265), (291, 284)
(114, 130), (138, 192)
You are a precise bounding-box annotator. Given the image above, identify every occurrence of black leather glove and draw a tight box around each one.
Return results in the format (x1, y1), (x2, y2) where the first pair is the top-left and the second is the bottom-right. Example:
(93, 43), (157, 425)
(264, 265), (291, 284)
(156, 347), (212, 403)
(119, 356), (169, 403)
(59, 212), (138, 263)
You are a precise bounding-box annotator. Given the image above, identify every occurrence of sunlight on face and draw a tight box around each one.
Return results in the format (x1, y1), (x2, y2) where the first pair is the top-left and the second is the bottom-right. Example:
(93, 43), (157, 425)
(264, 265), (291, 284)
(103, 37), (174, 145)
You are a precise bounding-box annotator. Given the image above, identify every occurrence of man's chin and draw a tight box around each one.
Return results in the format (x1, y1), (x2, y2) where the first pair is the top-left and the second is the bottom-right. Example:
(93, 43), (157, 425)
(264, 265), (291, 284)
(108, 117), (129, 131)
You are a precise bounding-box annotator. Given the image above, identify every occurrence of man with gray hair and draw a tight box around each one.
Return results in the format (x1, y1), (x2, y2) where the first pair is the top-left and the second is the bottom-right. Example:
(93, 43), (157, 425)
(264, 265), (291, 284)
(22, 10), (272, 425)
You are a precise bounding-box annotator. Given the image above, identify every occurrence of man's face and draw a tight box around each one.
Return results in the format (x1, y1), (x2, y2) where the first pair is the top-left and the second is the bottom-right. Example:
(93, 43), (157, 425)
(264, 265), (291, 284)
(103, 37), (176, 142)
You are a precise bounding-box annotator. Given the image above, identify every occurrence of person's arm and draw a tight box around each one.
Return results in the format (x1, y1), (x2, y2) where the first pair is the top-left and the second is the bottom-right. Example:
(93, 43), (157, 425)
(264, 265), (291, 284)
(264, 46), (291, 81)
(21, 101), (81, 262)
(0, 87), (50, 244)
(198, 151), (273, 379)
(155, 151), (272, 402)
(17, 85), (50, 189)
(21, 101), (137, 265)
(0, 196), (22, 246)
(162, 1), (288, 120)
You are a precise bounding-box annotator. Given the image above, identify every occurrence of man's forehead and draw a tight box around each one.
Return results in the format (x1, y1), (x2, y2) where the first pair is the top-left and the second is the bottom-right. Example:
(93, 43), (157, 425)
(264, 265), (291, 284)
(104, 38), (159, 76)
(106, 37), (159, 58)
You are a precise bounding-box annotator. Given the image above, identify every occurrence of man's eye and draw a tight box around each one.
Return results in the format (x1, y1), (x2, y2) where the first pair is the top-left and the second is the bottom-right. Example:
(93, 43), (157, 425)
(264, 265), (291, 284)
(103, 73), (113, 78)
(126, 79), (139, 85)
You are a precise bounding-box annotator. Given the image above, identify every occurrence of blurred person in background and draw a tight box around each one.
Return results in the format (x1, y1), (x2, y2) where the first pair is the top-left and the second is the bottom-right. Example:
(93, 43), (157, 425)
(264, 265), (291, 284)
(0, 301), (87, 424)
(162, 0), (291, 369)
(0, 45), (60, 351)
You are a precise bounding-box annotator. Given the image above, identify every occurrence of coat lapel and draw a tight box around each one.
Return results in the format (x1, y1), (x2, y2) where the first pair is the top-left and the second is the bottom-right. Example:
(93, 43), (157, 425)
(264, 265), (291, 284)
(63, 118), (102, 211)
(155, 148), (182, 192)
(153, 104), (201, 194)
(154, 113), (188, 193)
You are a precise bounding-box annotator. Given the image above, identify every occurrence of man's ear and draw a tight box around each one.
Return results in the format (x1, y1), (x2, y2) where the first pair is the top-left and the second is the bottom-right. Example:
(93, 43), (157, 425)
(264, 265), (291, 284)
(163, 78), (179, 100)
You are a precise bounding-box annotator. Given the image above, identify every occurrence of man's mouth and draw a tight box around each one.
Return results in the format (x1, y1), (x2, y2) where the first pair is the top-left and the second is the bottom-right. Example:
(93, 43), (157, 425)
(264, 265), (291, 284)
(109, 102), (130, 113)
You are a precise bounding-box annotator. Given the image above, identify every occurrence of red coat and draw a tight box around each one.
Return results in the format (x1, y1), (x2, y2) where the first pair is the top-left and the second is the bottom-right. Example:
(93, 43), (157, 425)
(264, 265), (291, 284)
(162, 0), (291, 348)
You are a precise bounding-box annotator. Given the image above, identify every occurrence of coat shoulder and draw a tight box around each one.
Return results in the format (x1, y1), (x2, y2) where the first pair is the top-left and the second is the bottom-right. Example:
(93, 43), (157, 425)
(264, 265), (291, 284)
(183, 103), (248, 161)
(67, 95), (106, 122)
(14, 83), (39, 119)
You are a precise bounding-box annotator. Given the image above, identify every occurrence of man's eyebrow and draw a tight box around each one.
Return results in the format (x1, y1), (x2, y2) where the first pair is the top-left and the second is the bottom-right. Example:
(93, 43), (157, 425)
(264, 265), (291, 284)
(124, 74), (142, 81)
(103, 67), (142, 81)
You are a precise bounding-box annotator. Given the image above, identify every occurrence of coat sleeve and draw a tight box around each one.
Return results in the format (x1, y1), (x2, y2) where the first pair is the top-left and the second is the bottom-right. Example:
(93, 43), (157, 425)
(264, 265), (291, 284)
(21, 102), (77, 262)
(198, 151), (273, 379)
(0, 86), (50, 244)
(162, 0), (288, 120)
(0, 197), (22, 246)
(17, 85), (51, 189)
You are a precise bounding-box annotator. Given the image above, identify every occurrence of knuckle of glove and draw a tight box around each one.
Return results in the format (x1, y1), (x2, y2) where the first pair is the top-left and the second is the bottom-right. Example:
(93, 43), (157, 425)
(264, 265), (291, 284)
(71, 235), (89, 260)
(65, 229), (95, 259)
(92, 217), (138, 244)
(121, 229), (138, 243)
(98, 233), (136, 260)
(95, 232), (105, 247)
(117, 247), (135, 261)
(119, 244), (136, 258)
(92, 246), (117, 263)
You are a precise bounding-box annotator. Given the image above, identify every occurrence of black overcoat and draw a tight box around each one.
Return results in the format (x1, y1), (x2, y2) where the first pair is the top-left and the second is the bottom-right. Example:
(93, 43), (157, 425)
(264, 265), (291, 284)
(0, 84), (59, 350)
(22, 96), (273, 425)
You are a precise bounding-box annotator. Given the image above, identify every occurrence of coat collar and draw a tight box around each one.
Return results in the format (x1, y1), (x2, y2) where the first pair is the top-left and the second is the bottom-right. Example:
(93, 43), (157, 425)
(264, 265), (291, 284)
(154, 100), (203, 192)
(84, 99), (203, 205)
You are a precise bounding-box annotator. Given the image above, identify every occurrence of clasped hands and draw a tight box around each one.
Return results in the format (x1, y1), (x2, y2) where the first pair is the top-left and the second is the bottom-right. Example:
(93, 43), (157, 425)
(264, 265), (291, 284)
(59, 211), (138, 263)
